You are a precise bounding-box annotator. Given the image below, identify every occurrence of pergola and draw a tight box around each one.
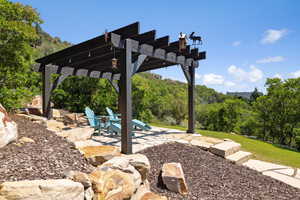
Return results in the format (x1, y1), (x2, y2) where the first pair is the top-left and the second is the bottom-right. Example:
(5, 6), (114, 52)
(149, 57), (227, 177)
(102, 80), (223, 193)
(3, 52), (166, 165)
(34, 22), (206, 154)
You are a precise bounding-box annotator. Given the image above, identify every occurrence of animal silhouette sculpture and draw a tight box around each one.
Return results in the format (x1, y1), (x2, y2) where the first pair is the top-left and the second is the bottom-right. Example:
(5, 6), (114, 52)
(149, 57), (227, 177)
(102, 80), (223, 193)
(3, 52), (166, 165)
(189, 32), (202, 46)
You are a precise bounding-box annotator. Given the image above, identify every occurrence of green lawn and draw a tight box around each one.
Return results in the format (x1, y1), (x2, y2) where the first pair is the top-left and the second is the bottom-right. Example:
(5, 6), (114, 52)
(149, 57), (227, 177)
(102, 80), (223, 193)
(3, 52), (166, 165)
(151, 123), (300, 168)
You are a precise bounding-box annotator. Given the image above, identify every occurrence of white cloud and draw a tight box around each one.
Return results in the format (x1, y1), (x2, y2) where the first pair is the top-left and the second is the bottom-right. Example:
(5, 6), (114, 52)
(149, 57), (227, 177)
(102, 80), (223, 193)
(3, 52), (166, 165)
(232, 41), (241, 47)
(256, 56), (285, 64)
(202, 73), (224, 85)
(261, 29), (288, 44)
(228, 65), (263, 82)
(290, 70), (300, 78)
(195, 73), (202, 79)
(224, 81), (236, 87)
(273, 73), (282, 79)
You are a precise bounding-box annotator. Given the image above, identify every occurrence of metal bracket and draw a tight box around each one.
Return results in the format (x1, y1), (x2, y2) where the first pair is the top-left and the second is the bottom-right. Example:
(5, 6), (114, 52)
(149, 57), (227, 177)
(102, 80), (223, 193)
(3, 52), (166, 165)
(181, 65), (191, 84)
(132, 55), (147, 75)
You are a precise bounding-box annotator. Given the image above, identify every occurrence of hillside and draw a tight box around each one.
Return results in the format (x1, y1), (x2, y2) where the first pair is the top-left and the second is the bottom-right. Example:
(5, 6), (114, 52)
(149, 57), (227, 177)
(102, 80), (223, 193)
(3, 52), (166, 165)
(34, 25), (72, 59)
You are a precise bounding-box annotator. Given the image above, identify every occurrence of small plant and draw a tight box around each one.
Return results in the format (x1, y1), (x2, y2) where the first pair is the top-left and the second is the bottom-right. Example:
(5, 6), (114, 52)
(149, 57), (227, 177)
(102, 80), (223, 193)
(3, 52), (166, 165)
(295, 136), (300, 151)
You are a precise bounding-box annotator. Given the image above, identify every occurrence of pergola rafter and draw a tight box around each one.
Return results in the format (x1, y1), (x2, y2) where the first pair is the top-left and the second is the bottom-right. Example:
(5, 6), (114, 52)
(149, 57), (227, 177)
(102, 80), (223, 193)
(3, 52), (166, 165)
(34, 22), (206, 154)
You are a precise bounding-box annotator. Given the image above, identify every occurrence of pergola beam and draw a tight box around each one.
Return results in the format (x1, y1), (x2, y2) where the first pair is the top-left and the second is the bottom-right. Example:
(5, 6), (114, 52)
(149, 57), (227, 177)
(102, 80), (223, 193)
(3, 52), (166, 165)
(37, 22), (139, 64)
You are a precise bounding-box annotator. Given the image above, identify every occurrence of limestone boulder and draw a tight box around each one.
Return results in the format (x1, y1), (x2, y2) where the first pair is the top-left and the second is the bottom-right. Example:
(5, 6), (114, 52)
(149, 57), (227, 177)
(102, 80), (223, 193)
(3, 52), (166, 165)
(162, 162), (188, 195)
(19, 136), (35, 144)
(65, 170), (92, 188)
(122, 154), (150, 181)
(79, 145), (121, 166)
(209, 141), (241, 158)
(57, 127), (94, 143)
(84, 187), (94, 200)
(16, 113), (47, 124)
(52, 109), (61, 119)
(64, 113), (77, 124)
(0, 104), (18, 148)
(27, 95), (43, 108)
(190, 139), (213, 150)
(0, 179), (84, 200)
(46, 119), (65, 132)
(26, 95), (43, 116)
(74, 140), (102, 149)
(131, 184), (168, 200)
(99, 156), (142, 189)
(89, 168), (136, 200)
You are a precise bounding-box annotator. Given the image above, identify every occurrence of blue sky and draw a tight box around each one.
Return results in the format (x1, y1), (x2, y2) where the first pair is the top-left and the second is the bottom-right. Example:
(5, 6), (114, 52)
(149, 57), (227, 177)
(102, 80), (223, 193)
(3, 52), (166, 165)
(14, 0), (300, 93)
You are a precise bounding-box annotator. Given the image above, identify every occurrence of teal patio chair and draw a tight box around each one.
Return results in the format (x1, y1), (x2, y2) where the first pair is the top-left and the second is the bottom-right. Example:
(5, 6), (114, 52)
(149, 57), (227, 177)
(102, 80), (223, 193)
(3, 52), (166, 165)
(106, 107), (151, 131)
(84, 107), (109, 134)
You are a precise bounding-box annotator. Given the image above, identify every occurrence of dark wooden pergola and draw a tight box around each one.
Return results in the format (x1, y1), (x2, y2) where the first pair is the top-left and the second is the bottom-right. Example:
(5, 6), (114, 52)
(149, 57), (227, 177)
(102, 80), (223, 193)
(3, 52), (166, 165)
(34, 22), (206, 154)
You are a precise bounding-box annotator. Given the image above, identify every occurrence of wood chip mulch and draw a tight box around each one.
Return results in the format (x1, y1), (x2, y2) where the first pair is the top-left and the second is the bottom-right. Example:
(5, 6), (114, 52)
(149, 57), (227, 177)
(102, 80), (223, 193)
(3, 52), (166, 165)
(139, 142), (300, 200)
(0, 115), (93, 182)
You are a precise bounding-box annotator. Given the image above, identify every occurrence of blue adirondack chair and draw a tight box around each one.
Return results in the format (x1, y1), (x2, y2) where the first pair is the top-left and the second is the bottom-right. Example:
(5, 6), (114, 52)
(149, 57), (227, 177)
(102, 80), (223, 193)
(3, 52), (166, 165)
(106, 107), (151, 131)
(85, 107), (109, 134)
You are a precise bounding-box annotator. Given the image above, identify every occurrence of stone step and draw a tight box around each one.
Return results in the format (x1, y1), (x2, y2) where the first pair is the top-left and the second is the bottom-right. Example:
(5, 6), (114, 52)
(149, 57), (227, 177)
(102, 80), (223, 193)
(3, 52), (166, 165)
(209, 141), (241, 158)
(226, 151), (252, 164)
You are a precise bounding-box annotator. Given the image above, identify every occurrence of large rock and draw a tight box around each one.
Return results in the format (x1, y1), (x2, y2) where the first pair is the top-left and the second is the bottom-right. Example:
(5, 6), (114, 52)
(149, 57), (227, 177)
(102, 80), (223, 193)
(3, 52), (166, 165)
(0, 104), (18, 148)
(19, 136), (35, 144)
(63, 113), (87, 126)
(84, 187), (94, 200)
(131, 184), (168, 200)
(27, 95), (43, 108)
(74, 140), (102, 149)
(57, 127), (94, 143)
(190, 139), (213, 150)
(209, 141), (241, 157)
(65, 170), (92, 189)
(0, 179), (84, 200)
(46, 119), (65, 132)
(89, 168), (136, 200)
(52, 109), (61, 119)
(162, 162), (188, 195)
(99, 156), (142, 189)
(16, 113), (47, 124)
(26, 95), (43, 116)
(226, 151), (252, 165)
(122, 154), (150, 181)
(79, 145), (121, 166)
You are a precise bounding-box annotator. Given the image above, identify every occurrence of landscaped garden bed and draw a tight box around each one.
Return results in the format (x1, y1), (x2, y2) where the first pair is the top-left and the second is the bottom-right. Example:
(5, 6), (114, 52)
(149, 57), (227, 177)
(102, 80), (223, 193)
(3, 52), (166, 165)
(140, 142), (300, 200)
(0, 115), (93, 182)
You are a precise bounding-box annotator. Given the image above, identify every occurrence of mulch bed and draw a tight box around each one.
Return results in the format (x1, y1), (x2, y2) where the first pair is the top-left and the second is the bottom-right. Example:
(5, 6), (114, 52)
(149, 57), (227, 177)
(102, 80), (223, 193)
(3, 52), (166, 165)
(139, 142), (300, 200)
(0, 115), (93, 182)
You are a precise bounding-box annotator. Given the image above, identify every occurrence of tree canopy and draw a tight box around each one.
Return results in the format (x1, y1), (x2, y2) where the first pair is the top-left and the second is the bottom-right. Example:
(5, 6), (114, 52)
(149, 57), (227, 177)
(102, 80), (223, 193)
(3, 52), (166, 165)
(0, 0), (42, 109)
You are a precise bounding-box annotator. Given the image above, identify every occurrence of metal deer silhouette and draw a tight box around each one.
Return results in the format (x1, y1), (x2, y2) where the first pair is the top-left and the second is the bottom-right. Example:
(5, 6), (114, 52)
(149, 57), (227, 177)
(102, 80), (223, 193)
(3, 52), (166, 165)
(189, 32), (202, 46)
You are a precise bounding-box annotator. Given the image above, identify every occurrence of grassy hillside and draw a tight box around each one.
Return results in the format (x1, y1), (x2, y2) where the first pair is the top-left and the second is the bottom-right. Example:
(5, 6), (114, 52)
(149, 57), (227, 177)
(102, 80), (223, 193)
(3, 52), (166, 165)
(34, 25), (71, 59)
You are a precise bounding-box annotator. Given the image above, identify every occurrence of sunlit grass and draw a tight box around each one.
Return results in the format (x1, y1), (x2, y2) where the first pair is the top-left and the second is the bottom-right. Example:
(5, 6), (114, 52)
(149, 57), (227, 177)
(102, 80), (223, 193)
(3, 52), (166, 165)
(150, 123), (300, 168)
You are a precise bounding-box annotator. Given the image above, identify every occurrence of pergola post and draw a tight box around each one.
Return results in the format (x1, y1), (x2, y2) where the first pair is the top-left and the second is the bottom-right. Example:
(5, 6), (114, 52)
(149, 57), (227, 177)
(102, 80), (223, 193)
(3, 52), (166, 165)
(187, 65), (195, 133)
(119, 39), (133, 154)
(42, 64), (52, 119)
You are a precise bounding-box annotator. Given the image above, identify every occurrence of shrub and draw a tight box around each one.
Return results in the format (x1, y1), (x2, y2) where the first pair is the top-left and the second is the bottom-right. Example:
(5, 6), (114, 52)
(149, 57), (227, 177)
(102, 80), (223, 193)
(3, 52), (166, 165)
(295, 136), (300, 151)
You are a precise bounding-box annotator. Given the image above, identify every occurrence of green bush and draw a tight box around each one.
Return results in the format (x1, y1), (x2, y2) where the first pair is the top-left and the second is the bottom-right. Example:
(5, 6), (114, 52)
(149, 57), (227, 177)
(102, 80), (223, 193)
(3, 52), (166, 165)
(295, 136), (300, 151)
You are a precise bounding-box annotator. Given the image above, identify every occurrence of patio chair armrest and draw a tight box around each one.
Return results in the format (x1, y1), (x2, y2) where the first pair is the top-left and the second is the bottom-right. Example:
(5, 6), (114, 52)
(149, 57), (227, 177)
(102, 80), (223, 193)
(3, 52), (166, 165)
(96, 115), (109, 119)
(110, 118), (121, 122)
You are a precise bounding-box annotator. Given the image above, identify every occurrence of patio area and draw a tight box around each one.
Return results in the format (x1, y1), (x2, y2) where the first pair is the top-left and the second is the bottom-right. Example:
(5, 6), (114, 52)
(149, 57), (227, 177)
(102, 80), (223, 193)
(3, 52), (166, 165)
(77, 126), (222, 153)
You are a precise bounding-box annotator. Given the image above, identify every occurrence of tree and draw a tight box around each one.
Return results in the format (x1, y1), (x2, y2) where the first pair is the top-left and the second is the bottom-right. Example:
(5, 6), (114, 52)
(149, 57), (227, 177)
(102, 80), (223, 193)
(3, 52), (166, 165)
(250, 87), (262, 103)
(0, 0), (42, 110)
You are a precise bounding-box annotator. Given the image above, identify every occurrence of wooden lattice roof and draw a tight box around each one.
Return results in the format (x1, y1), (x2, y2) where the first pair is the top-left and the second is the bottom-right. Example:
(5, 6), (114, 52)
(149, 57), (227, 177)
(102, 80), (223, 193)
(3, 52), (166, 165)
(36, 22), (206, 74)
